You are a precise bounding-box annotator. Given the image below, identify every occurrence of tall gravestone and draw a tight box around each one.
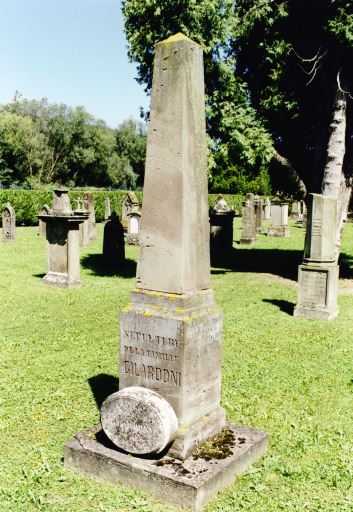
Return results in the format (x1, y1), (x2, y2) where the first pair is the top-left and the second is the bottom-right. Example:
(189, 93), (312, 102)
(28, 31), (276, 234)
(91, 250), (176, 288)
(104, 196), (111, 224)
(294, 194), (339, 320)
(102, 212), (125, 264)
(74, 198), (90, 248)
(38, 189), (86, 288)
(2, 203), (16, 242)
(64, 33), (267, 510)
(254, 196), (265, 233)
(83, 191), (96, 241)
(268, 199), (290, 237)
(209, 194), (235, 251)
(264, 197), (271, 220)
(38, 204), (51, 237)
(240, 193), (257, 245)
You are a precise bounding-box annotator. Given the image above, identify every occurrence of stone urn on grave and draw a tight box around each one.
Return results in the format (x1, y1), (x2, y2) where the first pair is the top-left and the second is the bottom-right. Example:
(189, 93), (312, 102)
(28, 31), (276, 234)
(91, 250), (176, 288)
(38, 188), (87, 289)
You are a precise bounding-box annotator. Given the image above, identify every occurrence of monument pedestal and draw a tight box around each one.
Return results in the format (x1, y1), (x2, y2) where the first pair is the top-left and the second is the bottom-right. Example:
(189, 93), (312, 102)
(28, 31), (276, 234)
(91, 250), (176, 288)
(120, 288), (225, 460)
(294, 263), (339, 320)
(64, 422), (268, 511)
(209, 210), (235, 251)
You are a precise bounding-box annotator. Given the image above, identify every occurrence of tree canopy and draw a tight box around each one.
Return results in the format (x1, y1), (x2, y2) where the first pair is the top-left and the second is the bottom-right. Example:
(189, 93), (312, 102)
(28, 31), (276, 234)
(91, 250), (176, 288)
(0, 95), (147, 190)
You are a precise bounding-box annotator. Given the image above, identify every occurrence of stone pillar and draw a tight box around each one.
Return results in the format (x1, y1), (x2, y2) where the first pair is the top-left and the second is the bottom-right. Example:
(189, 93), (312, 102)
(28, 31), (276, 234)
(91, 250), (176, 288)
(294, 194), (339, 320)
(84, 191), (96, 241)
(118, 33), (225, 460)
(264, 197), (271, 220)
(268, 200), (290, 237)
(2, 203), (16, 242)
(38, 189), (86, 288)
(74, 198), (90, 248)
(104, 196), (111, 224)
(254, 197), (265, 233)
(240, 194), (257, 245)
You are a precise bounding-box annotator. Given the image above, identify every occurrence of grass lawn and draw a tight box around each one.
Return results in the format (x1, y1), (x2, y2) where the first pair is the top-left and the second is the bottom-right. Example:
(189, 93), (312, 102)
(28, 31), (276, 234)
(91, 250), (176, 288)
(1, 218), (353, 511)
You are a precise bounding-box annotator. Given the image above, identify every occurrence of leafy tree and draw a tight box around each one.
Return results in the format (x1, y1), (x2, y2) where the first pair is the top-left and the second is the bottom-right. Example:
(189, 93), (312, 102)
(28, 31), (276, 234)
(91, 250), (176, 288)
(123, 0), (353, 257)
(114, 118), (147, 186)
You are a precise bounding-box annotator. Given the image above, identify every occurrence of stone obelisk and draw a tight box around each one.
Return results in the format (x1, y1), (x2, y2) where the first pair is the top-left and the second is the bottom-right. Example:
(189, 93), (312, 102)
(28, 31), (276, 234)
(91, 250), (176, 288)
(119, 33), (224, 459)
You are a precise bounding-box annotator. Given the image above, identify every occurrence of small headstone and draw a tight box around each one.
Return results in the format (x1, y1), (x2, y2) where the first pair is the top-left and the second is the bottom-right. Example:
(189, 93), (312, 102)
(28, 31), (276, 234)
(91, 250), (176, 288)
(264, 197), (271, 220)
(267, 199), (290, 237)
(2, 202), (16, 242)
(102, 212), (125, 264)
(210, 194), (235, 251)
(83, 192), (96, 241)
(240, 193), (257, 245)
(294, 194), (339, 320)
(74, 197), (89, 248)
(126, 211), (141, 245)
(38, 205), (51, 237)
(121, 192), (141, 233)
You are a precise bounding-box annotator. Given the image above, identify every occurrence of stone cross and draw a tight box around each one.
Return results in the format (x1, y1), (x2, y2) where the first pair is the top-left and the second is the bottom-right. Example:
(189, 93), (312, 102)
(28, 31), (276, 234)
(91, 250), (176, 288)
(294, 193), (339, 320)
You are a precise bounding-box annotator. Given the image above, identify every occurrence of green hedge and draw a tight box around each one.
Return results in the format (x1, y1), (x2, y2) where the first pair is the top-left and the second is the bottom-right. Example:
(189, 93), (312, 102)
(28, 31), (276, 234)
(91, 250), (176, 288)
(0, 190), (247, 225)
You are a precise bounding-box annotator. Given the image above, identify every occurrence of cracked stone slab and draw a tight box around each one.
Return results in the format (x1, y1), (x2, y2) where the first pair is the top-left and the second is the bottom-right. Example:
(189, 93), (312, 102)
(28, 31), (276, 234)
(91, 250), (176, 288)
(64, 422), (268, 510)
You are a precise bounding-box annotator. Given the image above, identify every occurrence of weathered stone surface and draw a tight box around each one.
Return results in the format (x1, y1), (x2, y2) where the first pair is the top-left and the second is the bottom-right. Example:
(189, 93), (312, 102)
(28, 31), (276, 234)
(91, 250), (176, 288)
(240, 194), (257, 245)
(120, 288), (225, 459)
(101, 387), (178, 454)
(136, 34), (210, 294)
(84, 191), (96, 241)
(38, 189), (86, 288)
(104, 196), (111, 224)
(268, 200), (290, 237)
(121, 192), (140, 232)
(64, 422), (268, 511)
(103, 212), (125, 264)
(2, 202), (16, 242)
(294, 194), (339, 320)
(38, 204), (51, 237)
(254, 198), (265, 233)
(264, 197), (271, 220)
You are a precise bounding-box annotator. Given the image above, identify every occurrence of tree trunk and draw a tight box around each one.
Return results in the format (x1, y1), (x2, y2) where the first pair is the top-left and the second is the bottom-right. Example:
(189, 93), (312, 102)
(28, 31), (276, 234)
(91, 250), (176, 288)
(321, 87), (350, 261)
(272, 150), (307, 198)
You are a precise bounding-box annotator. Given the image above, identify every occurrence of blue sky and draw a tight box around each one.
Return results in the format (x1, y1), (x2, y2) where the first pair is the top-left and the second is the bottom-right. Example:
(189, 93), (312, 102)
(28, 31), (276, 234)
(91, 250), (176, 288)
(0, 0), (150, 128)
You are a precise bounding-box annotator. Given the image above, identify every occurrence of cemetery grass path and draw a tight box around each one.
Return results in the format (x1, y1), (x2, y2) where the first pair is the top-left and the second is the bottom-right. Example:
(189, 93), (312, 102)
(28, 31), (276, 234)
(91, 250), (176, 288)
(0, 219), (353, 511)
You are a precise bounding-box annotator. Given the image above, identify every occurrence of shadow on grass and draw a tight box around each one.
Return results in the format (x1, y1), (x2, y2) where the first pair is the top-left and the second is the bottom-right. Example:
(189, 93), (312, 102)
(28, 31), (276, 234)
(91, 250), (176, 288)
(88, 373), (119, 410)
(80, 253), (137, 278)
(33, 273), (46, 279)
(211, 248), (303, 281)
(263, 298), (295, 315)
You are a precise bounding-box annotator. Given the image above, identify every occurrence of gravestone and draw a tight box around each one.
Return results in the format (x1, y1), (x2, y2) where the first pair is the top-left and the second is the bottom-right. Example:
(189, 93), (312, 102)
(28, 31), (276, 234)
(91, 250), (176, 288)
(254, 196), (265, 233)
(74, 197), (90, 248)
(121, 192), (140, 231)
(126, 211), (141, 245)
(102, 212), (125, 264)
(268, 199), (290, 237)
(104, 196), (111, 224)
(64, 33), (268, 510)
(240, 194), (257, 245)
(294, 194), (339, 320)
(209, 194), (235, 251)
(2, 203), (16, 242)
(264, 197), (271, 220)
(38, 204), (51, 237)
(83, 191), (96, 241)
(291, 201), (300, 219)
(38, 189), (86, 288)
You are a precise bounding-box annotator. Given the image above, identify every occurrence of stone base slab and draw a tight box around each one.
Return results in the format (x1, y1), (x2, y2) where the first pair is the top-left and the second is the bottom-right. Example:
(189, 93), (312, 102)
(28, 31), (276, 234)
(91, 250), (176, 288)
(168, 407), (226, 460)
(64, 422), (268, 511)
(41, 272), (83, 289)
(294, 264), (339, 321)
(239, 238), (258, 245)
(267, 225), (290, 237)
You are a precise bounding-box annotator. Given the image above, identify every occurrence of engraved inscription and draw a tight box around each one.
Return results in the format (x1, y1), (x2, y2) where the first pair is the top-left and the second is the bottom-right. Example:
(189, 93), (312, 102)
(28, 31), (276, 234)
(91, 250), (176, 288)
(124, 345), (178, 362)
(124, 331), (181, 348)
(301, 271), (327, 306)
(123, 361), (181, 386)
(311, 217), (322, 237)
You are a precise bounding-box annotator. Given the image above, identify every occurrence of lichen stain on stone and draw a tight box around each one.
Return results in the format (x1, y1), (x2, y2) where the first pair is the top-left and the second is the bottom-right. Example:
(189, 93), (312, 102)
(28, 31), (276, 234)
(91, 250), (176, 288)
(192, 427), (236, 461)
(144, 311), (153, 317)
(175, 307), (184, 313)
(122, 303), (132, 314)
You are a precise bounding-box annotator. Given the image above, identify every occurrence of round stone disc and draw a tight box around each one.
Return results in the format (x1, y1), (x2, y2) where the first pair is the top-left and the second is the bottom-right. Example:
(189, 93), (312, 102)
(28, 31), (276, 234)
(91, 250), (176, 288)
(101, 387), (178, 454)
